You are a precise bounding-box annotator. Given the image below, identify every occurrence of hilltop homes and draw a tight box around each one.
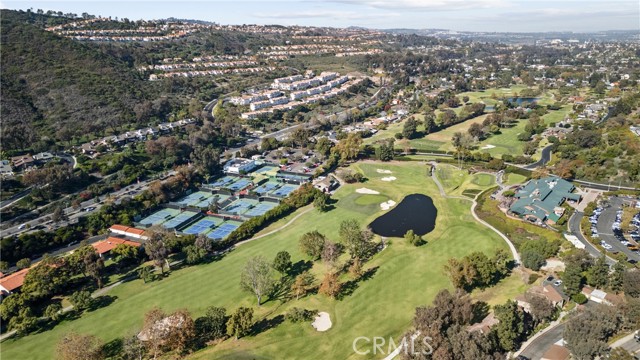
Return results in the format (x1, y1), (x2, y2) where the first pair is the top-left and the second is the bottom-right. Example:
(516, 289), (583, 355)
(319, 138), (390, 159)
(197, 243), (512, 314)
(508, 176), (581, 225)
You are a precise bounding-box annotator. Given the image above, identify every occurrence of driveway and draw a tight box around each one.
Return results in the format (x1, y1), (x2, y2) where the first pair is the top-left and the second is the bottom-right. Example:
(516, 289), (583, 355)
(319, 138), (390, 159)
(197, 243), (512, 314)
(568, 212), (616, 265)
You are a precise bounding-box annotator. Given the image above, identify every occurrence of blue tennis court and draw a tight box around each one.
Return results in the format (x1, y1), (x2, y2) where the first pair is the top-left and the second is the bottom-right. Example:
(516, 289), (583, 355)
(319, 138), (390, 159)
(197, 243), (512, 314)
(182, 216), (224, 235)
(207, 221), (242, 240)
(244, 201), (278, 217)
(139, 208), (180, 226)
(223, 198), (259, 215)
(269, 184), (300, 198)
(254, 181), (281, 195)
(228, 178), (252, 191)
(209, 176), (238, 188)
(175, 191), (213, 207)
(163, 211), (199, 229)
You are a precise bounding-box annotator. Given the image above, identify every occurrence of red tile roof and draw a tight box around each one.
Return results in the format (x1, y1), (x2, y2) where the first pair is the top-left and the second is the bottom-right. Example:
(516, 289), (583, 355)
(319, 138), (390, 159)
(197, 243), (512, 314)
(92, 237), (141, 255)
(0, 268), (29, 293)
(109, 224), (147, 237)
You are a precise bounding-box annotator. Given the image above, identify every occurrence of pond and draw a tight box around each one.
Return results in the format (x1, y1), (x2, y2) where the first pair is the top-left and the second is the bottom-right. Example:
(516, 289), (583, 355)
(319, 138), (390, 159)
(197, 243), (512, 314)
(369, 194), (437, 237)
(506, 97), (539, 105)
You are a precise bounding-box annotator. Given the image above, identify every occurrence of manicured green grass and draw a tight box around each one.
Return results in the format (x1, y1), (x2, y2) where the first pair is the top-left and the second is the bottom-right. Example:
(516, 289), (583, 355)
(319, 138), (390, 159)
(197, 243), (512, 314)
(503, 173), (527, 186)
(1, 162), (511, 360)
(471, 173), (495, 187)
(353, 194), (388, 206)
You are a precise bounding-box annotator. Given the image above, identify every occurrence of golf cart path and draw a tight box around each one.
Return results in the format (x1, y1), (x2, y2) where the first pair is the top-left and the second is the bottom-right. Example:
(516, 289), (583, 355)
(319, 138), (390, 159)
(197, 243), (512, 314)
(430, 163), (520, 264)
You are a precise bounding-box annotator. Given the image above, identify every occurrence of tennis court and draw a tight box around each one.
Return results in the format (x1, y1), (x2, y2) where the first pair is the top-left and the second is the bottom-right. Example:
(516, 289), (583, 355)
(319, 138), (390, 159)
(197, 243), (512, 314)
(175, 191), (213, 207)
(269, 183), (300, 198)
(139, 208), (180, 226)
(163, 211), (199, 229)
(252, 165), (279, 175)
(244, 201), (278, 217)
(254, 181), (282, 195)
(182, 216), (224, 235)
(209, 176), (238, 188)
(277, 173), (311, 183)
(228, 178), (252, 191)
(222, 198), (259, 215)
(193, 193), (230, 208)
(207, 220), (242, 240)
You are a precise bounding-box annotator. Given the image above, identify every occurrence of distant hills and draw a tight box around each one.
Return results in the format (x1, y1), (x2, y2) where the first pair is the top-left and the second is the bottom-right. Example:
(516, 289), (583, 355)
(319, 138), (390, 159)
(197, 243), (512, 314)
(0, 9), (150, 152)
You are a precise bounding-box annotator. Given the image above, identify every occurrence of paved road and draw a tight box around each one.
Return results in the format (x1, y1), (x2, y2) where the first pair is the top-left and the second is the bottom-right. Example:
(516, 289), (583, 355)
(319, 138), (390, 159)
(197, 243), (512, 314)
(0, 188), (33, 210)
(523, 145), (553, 170)
(595, 197), (640, 262)
(1, 171), (175, 238)
(611, 331), (640, 355)
(519, 319), (566, 360)
(568, 212), (617, 265)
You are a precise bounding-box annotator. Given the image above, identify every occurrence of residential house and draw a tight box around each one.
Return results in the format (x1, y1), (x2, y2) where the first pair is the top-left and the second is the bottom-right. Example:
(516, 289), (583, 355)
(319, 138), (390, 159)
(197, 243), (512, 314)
(541, 344), (570, 360)
(581, 286), (623, 306)
(92, 237), (141, 258)
(109, 224), (149, 241)
(0, 268), (29, 295)
(32, 152), (54, 164)
(466, 312), (499, 334)
(509, 176), (581, 225)
(11, 154), (34, 170)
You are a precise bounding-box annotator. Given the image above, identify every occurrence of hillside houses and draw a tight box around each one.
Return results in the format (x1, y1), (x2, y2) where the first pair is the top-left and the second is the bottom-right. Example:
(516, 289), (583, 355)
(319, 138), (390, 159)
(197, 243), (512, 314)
(78, 118), (195, 156)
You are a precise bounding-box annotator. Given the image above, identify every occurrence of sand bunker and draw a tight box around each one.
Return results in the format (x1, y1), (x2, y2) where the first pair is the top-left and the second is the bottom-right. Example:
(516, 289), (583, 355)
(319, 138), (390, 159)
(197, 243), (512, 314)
(376, 169), (393, 174)
(356, 188), (380, 195)
(381, 176), (397, 182)
(481, 144), (496, 149)
(312, 312), (332, 332)
(380, 200), (397, 210)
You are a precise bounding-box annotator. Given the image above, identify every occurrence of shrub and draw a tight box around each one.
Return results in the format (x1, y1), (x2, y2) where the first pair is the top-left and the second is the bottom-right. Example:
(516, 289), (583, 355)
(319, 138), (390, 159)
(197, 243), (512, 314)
(285, 307), (318, 323)
(571, 293), (587, 304)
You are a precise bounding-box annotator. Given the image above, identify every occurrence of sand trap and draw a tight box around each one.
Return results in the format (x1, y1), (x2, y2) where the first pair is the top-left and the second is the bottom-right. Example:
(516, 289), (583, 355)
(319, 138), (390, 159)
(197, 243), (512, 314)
(381, 176), (397, 182)
(376, 169), (393, 174)
(481, 144), (496, 149)
(356, 188), (380, 194)
(380, 200), (396, 210)
(312, 312), (332, 332)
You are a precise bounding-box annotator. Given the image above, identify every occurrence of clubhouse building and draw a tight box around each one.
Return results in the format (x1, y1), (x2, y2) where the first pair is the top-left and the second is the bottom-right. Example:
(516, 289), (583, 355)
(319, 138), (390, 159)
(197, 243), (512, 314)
(508, 176), (581, 225)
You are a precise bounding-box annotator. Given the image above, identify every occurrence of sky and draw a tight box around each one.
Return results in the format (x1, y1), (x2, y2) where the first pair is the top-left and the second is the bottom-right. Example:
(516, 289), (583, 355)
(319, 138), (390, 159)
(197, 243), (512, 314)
(1, 0), (639, 32)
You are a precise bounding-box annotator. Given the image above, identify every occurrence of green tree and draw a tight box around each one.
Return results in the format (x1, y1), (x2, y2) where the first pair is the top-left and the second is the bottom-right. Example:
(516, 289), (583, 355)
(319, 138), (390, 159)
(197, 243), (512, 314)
(339, 219), (375, 260)
(563, 262), (584, 298)
(291, 271), (315, 300)
(16, 258), (31, 269)
(111, 243), (140, 265)
(69, 290), (93, 311)
(313, 193), (329, 212)
(333, 132), (362, 162)
(272, 251), (292, 275)
(184, 245), (207, 265)
(0, 261), (9, 272)
(197, 306), (227, 341)
(402, 117), (419, 139)
(609, 261), (625, 292)
(299, 231), (326, 260)
(44, 302), (63, 321)
(8, 307), (38, 335)
(138, 265), (153, 284)
(240, 256), (276, 306)
(586, 256), (609, 288)
(227, 307), (253, 339)
(492, 300), (526, 351)
(521, 249), (547, 271)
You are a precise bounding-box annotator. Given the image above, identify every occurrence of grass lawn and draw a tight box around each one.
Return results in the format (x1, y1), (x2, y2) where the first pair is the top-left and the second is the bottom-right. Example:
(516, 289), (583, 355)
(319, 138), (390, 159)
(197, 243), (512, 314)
(1, 162), (514, 360)
(435, 165), (496, 198)
(503, 173), (528, 186)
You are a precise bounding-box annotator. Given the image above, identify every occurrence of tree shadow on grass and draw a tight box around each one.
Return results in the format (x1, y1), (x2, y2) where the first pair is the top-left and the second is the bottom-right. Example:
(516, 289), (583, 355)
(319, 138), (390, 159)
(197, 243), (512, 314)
(102, 337), (124, 358)
(88, 295), (117, 312)
(337, 266), (379, 300)
(250, 314), (284, 336)
(288, 260), (313, 277)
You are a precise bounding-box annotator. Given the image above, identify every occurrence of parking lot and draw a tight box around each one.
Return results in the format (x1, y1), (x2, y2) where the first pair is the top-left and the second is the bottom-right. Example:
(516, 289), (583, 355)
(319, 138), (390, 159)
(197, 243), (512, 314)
(591, 197), (640, 263)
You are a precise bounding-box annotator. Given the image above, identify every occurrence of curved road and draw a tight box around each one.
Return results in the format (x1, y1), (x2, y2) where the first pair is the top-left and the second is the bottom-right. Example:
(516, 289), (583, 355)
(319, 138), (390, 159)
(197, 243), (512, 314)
(523, 145), (552, 170)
